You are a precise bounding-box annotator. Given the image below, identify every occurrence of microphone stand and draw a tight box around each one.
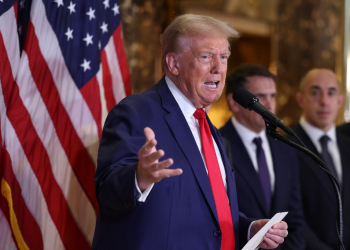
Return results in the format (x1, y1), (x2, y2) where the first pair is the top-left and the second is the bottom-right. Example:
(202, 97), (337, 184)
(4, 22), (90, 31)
(264, 123), (344, 250)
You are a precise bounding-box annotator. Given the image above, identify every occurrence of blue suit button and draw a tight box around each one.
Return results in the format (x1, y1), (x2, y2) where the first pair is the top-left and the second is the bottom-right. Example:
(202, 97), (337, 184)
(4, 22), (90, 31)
(213, 230), (221, 237)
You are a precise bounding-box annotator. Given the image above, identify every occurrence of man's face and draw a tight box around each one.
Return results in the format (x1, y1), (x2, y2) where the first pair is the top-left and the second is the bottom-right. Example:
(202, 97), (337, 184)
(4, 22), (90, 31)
(228, 76), (276, 133)
(173, 35), (230, 108)
(296, 69), (343, 131)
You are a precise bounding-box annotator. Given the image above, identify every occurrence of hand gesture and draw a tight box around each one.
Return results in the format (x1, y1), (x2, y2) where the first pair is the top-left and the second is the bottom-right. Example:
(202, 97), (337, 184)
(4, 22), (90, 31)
(136, 127), (183, 192)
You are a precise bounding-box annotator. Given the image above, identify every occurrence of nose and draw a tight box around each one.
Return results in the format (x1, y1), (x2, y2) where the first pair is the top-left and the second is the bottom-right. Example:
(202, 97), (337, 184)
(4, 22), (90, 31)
(210, 55), (226, 74)
(320, 92), (330, 106)
(263, 96), (276, 113)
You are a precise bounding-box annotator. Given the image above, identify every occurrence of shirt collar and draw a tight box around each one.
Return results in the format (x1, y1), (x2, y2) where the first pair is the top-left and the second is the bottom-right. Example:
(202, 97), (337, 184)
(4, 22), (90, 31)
(299, 116), (337, 144)
(231, 116), (267, 145)
(165, 75), (197, 120)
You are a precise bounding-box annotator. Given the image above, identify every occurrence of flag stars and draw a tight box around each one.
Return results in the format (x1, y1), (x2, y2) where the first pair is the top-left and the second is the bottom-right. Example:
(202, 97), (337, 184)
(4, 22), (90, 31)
(112, 3), (119, 16)
(67, 1), (76, 14)
(54, 0), (64, 7)
(20, 0), (25, 9)
(83, 33), (93, 46)
(80, 59), (91, 72)
(65, 27), (73, 41)
(86, 7), (96, 20)
(100, 22), (108, 34)
(18, 25), (22, 35)
(103, 0), (109, 9)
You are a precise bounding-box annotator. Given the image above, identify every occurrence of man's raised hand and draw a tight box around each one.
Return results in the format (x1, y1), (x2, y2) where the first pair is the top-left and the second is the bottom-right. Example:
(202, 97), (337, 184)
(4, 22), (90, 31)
(136, 127), (183, 192)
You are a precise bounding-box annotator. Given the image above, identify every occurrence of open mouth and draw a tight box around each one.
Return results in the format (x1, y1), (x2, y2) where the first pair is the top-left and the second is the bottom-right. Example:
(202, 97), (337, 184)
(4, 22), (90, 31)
(204, 81), (219, 89)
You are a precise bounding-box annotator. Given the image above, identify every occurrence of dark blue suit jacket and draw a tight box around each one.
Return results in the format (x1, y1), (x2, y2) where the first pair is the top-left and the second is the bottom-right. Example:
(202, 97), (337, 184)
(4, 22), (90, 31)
(290, 124), (350, 250)
(92, 77), (253, 250)
(220, 121), (305, 250)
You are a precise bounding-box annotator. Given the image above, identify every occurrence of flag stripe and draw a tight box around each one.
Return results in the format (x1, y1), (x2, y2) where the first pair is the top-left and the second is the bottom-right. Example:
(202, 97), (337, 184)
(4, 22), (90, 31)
(105, 31), (127, 104)
(0, 208), (17, 250)
(80, 76), (103, 140)
(17, 51), (96, 243)
(0, 131), (43, 250)
(0, 26), (65, 249)
(30, 0), (100, 165)
(101, 50), (116, 111)
(113, 25), (131, 96)
(1, 111), (65, 250)
(24, 20), (98, 212)
(0, 36), (90, 250)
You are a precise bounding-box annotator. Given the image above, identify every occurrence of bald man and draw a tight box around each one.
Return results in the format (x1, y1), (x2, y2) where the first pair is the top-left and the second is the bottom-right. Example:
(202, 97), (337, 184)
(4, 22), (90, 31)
(292, 68), (350, 249)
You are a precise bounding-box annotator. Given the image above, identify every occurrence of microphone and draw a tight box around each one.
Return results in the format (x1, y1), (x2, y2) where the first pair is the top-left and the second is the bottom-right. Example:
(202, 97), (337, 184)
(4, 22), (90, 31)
(232, 87), (296, 136)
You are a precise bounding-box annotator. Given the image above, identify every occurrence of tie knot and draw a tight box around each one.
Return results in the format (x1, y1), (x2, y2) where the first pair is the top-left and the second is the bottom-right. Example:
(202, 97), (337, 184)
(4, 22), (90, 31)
(319, 135), (330, 146)
(193, 109), (206, 119)
(253, 137), (262, 146)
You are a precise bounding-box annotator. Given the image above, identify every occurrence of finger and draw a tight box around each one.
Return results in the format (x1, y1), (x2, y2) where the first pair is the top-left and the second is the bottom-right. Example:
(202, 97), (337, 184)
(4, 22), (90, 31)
(144, 127), (155, 142)
(141, 150), (166, 167)
(272, 221), (288, 230)
(139, 137), (157, 156)
(259, 235), (279, 249)
(263, 232), (285, 248)
(148, 157), (173, 172)
(268, 228), (288, 238)
(155, 168), (183, 179)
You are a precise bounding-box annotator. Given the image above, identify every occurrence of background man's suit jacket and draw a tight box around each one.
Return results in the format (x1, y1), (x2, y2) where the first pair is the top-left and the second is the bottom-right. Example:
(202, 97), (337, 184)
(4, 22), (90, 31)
(220, 121), (305, 250)
(290, 124), (350, 250)
(92, 77), (253, 250)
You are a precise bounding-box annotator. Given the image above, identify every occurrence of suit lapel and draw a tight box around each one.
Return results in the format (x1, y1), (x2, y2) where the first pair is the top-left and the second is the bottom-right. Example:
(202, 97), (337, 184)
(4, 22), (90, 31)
(337, 134), (350, 208)
(223, 122), (269, 216)
(157, 79), (218, 222)
(295, 124), (335, 199)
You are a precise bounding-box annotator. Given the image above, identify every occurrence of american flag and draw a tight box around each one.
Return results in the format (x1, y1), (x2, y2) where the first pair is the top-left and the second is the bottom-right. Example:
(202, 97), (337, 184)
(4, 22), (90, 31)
(0, 0), (130, 249)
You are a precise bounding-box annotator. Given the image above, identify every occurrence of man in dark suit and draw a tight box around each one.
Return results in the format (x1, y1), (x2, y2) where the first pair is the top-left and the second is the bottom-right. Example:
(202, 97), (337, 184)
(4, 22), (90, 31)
(293, 68), (350, 249)
(219, 64), (305, 249)
(92, 14), (288, 250)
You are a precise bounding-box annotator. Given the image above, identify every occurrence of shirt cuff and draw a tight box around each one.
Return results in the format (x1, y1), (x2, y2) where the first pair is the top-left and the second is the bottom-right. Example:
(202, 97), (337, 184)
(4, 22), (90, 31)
(135, 173), (154, 202)
(247, 220), (255, 240)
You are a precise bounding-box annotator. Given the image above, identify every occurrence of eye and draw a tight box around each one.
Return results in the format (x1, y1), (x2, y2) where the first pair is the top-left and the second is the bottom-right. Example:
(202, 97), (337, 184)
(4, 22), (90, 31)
(328, 90), (336, 96)
(311, 90), (320, 96)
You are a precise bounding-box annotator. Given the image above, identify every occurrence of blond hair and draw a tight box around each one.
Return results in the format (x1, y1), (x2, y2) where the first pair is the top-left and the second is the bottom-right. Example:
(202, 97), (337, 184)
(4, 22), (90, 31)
(160, 14), (239, 72)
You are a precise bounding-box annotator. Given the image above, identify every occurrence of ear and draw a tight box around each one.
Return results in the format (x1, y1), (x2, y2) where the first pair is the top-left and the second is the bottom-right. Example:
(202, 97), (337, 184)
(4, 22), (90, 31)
(165, 53), (180, 76)
(295, 92), (304, 108)
(227, 93), (240, 113)
(338, 93), (344, 107)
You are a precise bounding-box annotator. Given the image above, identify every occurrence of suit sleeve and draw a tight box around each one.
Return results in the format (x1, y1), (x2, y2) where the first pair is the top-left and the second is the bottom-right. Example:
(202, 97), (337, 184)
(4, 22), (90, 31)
(94, 101), (144, 215)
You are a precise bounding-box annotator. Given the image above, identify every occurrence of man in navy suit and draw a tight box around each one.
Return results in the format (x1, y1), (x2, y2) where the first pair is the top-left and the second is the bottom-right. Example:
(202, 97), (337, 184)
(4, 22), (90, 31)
(219, 64), (305, 249)
(292, 68), (350, 249)
(92, 15), (288, 250)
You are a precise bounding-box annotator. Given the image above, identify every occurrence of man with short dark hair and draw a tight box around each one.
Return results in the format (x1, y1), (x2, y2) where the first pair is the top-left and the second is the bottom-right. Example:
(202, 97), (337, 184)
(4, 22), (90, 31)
(92, 16), (288, 250)
(220, 64), (305, 250)
(292, 68), (350, 250)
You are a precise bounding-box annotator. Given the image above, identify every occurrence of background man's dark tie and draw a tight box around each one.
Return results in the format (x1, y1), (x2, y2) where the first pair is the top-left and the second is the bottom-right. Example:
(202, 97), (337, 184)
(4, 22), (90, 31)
(253, 137), (271, 212)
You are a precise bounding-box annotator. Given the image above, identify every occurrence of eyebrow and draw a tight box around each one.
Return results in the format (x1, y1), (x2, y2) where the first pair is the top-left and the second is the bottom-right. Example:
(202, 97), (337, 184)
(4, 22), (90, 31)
(309, 85), (337, 91)
(197, 50), (231, 56)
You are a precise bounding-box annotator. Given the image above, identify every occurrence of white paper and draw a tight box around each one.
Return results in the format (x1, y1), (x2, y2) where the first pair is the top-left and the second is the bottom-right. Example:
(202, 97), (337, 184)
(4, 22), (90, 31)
(241, 212), (288, 250)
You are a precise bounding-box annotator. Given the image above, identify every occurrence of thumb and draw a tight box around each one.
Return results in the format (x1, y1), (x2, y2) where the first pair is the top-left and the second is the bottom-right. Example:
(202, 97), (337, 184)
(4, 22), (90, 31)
(144, 127), (155, 143)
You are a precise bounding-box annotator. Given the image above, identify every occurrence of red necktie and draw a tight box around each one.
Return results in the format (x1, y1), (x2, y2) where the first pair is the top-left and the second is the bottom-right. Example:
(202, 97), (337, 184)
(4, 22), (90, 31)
(193, 109), (235, 250)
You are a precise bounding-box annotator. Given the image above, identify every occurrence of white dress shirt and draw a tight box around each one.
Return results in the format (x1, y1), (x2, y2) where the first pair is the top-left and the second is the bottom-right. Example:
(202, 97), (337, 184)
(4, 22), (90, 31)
(299, 116), (342, 184)
(231, 117), (275, 193)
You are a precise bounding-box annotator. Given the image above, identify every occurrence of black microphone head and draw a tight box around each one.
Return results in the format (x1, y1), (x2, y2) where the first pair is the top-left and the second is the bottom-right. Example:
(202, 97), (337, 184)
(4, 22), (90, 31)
(232, 87), (257, 109)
